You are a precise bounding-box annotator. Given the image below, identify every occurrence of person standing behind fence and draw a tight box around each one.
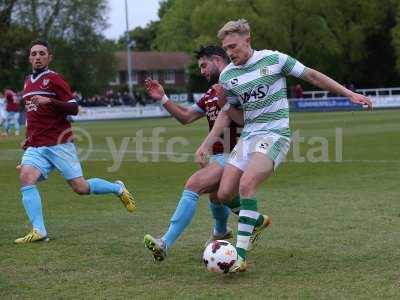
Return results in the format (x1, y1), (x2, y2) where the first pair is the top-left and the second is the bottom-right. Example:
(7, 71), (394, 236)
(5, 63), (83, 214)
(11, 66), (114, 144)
(4, 89), (20, 136)
(0, 92), (6, 133)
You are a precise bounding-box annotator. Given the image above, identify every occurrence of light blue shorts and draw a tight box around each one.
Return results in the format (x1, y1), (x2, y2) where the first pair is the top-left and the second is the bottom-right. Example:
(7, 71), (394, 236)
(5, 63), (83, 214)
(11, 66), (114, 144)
(21, 142), (83, 181)
(209, 153), (228, 167)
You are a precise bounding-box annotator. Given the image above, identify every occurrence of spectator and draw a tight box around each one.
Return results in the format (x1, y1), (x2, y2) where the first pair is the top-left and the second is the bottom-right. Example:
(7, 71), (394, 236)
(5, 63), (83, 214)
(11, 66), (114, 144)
(0, 92), (5, 132)
(4, 89), (21, 136)
(18, 91), (26, 129)
(294, 84), (304, 98)
(122, 91), (133, 105)
(348, 83), (355, 92)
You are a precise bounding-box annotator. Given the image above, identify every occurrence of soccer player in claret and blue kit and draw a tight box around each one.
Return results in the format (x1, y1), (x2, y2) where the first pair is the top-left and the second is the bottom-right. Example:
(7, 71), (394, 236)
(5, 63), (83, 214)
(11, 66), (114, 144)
(14, 40), (135, 244)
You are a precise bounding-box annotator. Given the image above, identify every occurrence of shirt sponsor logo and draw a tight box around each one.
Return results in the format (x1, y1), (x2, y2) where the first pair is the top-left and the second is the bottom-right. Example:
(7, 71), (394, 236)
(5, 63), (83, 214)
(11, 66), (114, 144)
(25, 100), (38, 112)
(240, 84), (269, 103)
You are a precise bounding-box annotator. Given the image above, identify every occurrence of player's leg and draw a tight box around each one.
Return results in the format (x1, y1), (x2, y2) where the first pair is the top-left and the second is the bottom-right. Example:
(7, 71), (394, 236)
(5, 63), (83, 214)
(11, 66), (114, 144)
(235, 152), (274, 262)
(14, 112), (20, 135)
(144, 162), (224, 261)
(205, 154), (235, 244)
(8, 112), (16, 134)
(50, 143), (135, 212)
(231, 136), (290, 272)
(161, 162), (223, 248)
(206, 190), (232, 245)
(0, 110), (4, 131)
(217, 164), (242, 203)
(15, 148), (53, 243)
(4, 111), (11, 135)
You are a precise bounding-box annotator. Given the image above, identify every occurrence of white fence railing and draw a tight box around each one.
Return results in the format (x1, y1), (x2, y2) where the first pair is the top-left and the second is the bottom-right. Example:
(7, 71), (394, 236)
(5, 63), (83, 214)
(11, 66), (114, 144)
(302, 87), (400, 99)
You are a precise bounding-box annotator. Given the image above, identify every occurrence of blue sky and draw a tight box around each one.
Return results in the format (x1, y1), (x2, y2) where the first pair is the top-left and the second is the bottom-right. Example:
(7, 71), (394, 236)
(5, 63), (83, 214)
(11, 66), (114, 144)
(104, 0), (160, 39)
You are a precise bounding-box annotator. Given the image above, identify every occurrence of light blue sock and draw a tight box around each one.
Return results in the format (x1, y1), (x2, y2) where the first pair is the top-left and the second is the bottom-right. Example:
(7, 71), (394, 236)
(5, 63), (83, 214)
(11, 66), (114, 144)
(162, 189), (199, 249)
(21, 185), (47, 236)
(87, 178), (122, 195)
(209, 200), (230, 235)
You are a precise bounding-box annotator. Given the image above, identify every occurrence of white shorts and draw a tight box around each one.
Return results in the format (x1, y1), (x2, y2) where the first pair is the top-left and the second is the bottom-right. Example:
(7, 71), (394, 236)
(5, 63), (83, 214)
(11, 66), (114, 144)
(227, 134), (291, 171)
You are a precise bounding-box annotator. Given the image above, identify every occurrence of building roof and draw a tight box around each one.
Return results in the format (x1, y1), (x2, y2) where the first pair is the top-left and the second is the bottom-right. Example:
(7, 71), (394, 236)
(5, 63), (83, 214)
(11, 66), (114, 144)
(115, 51), (191, 71)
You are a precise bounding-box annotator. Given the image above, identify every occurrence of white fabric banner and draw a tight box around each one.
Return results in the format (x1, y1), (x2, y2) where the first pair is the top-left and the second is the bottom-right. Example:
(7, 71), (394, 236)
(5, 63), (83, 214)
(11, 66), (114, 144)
(72, 105), (170, 121)
(370, 96), (400, 108)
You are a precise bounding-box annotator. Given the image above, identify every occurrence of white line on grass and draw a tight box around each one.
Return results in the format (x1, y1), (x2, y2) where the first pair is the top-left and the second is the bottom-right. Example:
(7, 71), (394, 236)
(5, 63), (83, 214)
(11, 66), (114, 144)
(1, 149), (400, 164)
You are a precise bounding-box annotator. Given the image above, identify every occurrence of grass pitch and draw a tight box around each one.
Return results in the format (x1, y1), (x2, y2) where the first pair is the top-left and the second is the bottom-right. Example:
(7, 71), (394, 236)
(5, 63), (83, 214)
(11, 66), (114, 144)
(1, 110), (400, 299)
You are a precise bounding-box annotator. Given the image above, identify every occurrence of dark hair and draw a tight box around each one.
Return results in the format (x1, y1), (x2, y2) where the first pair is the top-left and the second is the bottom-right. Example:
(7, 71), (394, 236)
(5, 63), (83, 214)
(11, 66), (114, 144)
(195, 45), (229, 63)
(29, 39), (52, 54)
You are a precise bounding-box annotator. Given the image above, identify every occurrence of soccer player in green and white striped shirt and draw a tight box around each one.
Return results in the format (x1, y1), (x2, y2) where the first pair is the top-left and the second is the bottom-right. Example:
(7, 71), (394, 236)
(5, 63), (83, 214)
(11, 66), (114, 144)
(203, 19), (372, 272)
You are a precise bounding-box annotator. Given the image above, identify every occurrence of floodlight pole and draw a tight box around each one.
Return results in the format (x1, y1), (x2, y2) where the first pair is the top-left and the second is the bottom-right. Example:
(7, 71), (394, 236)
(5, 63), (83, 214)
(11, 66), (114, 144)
(125, 0), (133, 97)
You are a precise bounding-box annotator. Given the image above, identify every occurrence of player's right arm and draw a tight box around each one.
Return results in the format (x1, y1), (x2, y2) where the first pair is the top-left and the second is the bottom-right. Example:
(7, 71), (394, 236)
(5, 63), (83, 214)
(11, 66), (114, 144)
(145, 78), (203, 125)
(195, 110), (231, 167)
(30, 73), (79, 115)
(212, 84), (244, 125)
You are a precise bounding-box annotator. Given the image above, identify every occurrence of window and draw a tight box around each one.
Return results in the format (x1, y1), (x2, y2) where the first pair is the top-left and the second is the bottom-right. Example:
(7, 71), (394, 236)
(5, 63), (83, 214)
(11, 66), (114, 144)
(148, 71), (159, 81)
(123, 71), (138, 85)
(109, 74), (120, 86)
(164, 70), (175, 84)
(132, 71), (138, 85)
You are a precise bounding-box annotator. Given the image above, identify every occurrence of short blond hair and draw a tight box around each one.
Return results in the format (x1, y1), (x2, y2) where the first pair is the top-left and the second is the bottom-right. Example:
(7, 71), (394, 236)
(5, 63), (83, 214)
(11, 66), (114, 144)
(217, 19), (251, 40)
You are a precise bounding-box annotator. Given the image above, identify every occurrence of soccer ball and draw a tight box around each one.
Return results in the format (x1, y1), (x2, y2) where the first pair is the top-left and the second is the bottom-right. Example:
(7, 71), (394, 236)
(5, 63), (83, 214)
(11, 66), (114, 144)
(203, 240), (237, 273)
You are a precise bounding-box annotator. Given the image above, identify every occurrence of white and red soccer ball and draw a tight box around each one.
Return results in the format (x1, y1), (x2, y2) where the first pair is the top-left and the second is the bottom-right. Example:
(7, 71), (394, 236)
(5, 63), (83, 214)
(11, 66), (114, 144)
(203, 240), (237, 273)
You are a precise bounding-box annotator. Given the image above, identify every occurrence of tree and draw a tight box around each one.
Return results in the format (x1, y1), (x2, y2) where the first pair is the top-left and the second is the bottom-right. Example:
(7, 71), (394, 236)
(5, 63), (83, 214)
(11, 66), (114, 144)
(0, 0), (116, 96)
(155, 0), (399, 90)
(0, 0), (33, 90)
(392, 0), (400, 75)
(154, 0), (201, 52)
(116, 21), (160, 51)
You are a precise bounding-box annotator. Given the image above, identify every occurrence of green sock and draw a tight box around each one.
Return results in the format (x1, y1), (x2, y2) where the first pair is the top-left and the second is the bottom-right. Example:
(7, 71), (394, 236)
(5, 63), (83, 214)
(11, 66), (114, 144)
(225, 195), (240, 215)
(226, 196), (264, 226)
(236, 197), (260, 259)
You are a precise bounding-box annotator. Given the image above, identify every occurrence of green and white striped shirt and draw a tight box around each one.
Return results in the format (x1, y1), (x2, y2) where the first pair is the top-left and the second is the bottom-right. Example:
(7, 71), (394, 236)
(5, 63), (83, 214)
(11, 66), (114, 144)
(219, 50), (306, 140)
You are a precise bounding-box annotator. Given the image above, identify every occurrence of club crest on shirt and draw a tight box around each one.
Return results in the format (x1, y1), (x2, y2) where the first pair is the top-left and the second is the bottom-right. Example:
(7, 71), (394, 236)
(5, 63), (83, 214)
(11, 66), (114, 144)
(260, 67), (271, 76)
(40, 79), (50, 89)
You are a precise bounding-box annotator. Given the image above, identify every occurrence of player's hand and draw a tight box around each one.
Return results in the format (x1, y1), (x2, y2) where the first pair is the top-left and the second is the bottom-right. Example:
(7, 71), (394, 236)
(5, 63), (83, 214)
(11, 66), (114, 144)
(31, 95), (52, 105)
(348, 92), (373, 111)
(145, 78), (165, 101)
(212, 84), (227, 108)
(195, 143), (210, 168)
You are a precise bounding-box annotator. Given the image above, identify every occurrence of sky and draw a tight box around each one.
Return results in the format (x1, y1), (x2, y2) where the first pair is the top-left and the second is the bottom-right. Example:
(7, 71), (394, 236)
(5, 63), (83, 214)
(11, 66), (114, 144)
(104, 0), (160, 40)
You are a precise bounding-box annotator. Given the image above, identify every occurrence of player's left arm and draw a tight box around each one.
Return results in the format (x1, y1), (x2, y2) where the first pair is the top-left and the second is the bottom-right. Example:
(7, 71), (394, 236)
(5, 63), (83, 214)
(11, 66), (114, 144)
(212, 84), (244, 125)
(300, 68), (372, 110)
(195, 110), (231, 167)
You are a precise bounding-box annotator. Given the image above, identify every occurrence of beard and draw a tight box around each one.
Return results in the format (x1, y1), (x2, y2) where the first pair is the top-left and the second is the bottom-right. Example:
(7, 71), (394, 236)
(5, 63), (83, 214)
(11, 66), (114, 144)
(208, 65), (220, 85)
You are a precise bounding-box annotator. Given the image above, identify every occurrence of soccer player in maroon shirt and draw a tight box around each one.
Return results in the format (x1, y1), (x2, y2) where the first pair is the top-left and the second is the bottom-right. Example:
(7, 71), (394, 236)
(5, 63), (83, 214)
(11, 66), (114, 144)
(14, 40), (135, 244)
(143, 46), (270, 262)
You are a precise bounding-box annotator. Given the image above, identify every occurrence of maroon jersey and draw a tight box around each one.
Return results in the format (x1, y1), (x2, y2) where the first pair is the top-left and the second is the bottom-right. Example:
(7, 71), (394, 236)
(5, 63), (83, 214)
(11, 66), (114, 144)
(22, 69), (76, 148)
(5, 90), (19, 112)
(193, 88), (239, 154)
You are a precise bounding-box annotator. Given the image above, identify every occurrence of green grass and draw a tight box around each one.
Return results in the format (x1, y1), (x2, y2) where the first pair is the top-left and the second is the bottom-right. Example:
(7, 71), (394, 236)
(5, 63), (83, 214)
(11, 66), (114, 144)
(1, 110), (400, 299)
